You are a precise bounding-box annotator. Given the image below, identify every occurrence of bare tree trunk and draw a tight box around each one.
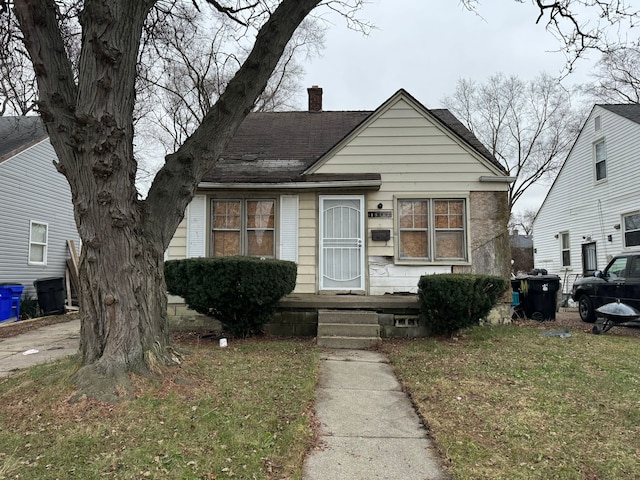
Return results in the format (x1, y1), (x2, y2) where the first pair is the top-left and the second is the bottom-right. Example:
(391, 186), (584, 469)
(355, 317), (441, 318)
(74, 229), (170, 400)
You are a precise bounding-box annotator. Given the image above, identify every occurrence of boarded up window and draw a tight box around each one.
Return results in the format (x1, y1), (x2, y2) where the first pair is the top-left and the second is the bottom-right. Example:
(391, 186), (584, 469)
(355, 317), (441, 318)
(398, 200), (429, 259)
(211, 199), (275, 257)
(212, 200), (241, 256)
(398, 199), (466, 261)
(434, 200), (465, 260)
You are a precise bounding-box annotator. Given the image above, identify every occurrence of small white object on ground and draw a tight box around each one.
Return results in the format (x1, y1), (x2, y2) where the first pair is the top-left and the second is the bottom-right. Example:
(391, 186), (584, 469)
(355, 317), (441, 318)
(22, 349), (40, 355)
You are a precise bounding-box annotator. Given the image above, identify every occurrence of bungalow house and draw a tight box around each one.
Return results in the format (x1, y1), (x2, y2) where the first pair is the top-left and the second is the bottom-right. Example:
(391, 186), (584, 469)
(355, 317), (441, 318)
(0, 117), (80, 312)
(167, 88), (513, 337)
(533, 104), (640, 298)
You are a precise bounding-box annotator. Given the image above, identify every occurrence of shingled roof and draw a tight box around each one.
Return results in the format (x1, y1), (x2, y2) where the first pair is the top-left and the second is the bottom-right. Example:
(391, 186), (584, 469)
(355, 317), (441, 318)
(202, 111), (372, 184)
(201, 89), (504, 185)
(0, 116), (48, 163)
(599, 104), (640, 125)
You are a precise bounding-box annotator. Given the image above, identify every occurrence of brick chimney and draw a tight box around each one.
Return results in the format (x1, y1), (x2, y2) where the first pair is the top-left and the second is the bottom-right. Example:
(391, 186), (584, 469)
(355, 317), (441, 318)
(307, 85), (323, 112)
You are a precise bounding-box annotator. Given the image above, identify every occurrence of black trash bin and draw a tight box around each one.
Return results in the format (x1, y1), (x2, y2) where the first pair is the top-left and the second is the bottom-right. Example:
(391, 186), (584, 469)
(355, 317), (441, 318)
(34, 277), (66, 316)
(521, 274), (560, 321)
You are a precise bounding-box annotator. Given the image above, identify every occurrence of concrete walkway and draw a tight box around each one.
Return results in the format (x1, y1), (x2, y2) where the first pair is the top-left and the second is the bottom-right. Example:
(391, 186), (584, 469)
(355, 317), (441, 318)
(303, 349), (448, 480)
(1, 321), (449, 478)
(0, 318), (80, 378)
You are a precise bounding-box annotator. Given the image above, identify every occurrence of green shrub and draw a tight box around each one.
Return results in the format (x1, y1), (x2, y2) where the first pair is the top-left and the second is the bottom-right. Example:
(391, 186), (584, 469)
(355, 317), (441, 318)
(165, 257), (297, 337)
(418, 274), (508, 336)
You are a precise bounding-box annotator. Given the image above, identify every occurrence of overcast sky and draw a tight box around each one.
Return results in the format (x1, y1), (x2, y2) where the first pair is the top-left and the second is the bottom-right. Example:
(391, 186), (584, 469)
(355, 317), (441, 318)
(297, 0), (598, 215)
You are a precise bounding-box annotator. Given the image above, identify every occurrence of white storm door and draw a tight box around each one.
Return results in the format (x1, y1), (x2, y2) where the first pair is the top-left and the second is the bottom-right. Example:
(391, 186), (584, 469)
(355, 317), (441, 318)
(319, 195), (365, 290)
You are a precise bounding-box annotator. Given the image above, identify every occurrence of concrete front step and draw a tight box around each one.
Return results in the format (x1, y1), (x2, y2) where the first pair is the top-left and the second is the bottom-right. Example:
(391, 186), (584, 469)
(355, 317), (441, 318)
(318, 323), (380, 338)
(318, 309), (379, 325)
(317, 310), (381, 349)
(317, 336), (381, 349)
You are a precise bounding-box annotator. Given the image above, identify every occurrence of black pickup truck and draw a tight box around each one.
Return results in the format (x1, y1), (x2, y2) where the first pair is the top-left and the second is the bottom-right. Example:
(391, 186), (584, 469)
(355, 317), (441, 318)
(571, 252), (640, 323)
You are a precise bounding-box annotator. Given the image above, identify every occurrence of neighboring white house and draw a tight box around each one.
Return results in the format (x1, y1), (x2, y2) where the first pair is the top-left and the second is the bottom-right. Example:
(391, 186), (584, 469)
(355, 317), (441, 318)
(167, 88), (514, 295)
(533, 104), (640, 297)
(0, 117), (80, 299)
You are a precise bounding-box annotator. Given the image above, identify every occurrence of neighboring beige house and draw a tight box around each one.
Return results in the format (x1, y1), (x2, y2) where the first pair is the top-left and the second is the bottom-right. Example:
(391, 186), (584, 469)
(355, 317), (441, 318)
(167, 88), (513, 297)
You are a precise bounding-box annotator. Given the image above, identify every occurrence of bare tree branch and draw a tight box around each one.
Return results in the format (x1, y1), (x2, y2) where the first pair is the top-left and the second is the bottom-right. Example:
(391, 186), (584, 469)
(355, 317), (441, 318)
(582, 45), (640, 103)
(460, 0), (640, 72)
(443, 72), (585, 213)
(203, 0), (259, 26)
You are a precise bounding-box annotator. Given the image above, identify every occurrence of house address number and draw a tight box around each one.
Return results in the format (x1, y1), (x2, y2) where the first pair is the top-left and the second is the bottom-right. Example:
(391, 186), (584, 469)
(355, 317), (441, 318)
(368, 210), (392, 218)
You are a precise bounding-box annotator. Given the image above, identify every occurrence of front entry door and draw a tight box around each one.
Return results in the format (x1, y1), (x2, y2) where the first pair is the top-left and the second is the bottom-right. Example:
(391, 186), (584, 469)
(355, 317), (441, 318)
(319, 196), (365, 290)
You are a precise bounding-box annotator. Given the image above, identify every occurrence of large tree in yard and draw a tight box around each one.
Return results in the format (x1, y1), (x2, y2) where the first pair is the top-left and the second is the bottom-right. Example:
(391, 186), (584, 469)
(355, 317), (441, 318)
(9, 0), (330, 400)
(4, 0), (639, 400)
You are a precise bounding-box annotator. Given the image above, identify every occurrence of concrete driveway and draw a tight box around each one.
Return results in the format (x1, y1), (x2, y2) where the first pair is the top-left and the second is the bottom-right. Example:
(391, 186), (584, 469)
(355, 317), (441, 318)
(0, 318), (80, 378)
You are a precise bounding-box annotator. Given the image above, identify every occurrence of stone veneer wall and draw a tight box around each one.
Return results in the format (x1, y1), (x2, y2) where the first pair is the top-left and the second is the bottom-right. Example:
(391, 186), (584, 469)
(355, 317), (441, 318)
(454, 190), (512, 325)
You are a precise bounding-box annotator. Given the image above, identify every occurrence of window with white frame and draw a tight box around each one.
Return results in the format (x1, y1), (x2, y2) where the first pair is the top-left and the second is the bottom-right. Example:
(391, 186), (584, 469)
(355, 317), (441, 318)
(560, 232), (571, 267)
(623, 212), (640, 248)
(29, 221), (48, 265)
(582, 242), (597, 276)
(594, 140), (607, 181)
(594, 116), (601, 131)
(211, 198), (275, 257)
(398, 199), (466, 261)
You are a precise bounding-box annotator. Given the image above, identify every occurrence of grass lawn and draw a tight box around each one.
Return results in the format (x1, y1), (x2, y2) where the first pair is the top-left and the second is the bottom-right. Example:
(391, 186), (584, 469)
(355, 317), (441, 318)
(1, 323), (640, 479)
(381, 324), (640, 480)
(0, 337), (319, 480)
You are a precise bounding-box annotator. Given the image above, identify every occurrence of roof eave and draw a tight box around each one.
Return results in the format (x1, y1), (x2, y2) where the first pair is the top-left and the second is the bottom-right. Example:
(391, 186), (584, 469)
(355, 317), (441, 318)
(197, 179), (382, 190)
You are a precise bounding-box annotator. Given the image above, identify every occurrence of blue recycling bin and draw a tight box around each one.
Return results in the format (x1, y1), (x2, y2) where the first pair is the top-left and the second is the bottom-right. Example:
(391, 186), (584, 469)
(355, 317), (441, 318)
(0, 284), (24, 321)
(0, 287), (13, 322)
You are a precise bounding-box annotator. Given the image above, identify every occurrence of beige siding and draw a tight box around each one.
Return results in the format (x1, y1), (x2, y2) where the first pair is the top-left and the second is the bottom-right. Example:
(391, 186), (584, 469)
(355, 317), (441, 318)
(314, 98), (507, 192)
(166, 218), (187, 260)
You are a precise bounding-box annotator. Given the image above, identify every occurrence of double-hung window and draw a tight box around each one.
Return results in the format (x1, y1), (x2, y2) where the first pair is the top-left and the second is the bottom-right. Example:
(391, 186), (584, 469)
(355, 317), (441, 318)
(29, 221), (48, 265)
(211, 199), (275, 257)
(398, 199), (466, 261)
(582, 242), (597, 276)
(623, 212), (640, 248)
(594, 140), (607, 181)
(560, 232), (571, 267)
